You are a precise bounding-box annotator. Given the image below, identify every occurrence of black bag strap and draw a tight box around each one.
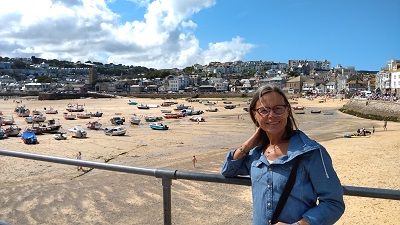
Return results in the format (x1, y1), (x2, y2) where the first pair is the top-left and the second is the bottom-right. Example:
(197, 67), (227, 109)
(271, 157), (301, 224)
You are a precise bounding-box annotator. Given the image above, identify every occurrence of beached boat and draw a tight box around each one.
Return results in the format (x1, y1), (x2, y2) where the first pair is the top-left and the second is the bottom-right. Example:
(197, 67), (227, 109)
(110, 116), (125, 125)
(21, 131), (38, 144)
(25, 122), (45, 135)
(223, 101), (232, 104)
(343, 134), (371, 138)
(144, 116), (163, 122)
(175, 104), (190, 110)
(293, 106), (305, 114)
(149, 122), (169, 130)
(15, 105), (30, 117)
(128, 101), (137, 105)
(189, 116), (205, 122)
(41, 119), (62, 133)
(137, 104), (150, 109)
(44, 107), (58, 114)
(161, 109), (172, 113)
(311, 109), (322, 114)
(129, 114), (141, 125)
(30, 109), (41, 116)
(68, 126), (87, 138)
(205, 107), (218, 112)
(323, 111), (334, 115)
(33, 114), (46, 122)
(76, 113), (91, 119)
(224, 105), (236, 109)
(104, 126), (127, 136)
(0, 116), (15, 125)
(163, 113), (179, 119)
(4, 125), (21, 137)
(90, 111), (103, 117)
(86, 121), (102, 130)
(53, 132), (67, 140)
(66, 104), (84, 112)
(63, 112), (76, 120)
(24, 117), (34, 124)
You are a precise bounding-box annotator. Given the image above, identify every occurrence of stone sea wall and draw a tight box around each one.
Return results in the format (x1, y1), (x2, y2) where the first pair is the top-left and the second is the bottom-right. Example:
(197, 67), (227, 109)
(339, 99), (400, 122)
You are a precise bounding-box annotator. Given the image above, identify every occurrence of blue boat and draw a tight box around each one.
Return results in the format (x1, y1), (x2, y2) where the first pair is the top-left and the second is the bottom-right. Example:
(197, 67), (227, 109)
(128, 101), (137, 105)
(21, 131), (38, 144)
(149, 122), (169, 130)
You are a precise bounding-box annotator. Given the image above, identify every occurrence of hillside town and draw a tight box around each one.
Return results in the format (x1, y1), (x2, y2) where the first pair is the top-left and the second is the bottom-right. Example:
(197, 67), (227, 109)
(0, 57), (399, 99)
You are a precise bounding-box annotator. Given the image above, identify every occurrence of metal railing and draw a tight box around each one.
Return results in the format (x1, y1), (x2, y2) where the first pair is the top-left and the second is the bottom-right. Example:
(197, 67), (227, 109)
(1, 149), (399, 225)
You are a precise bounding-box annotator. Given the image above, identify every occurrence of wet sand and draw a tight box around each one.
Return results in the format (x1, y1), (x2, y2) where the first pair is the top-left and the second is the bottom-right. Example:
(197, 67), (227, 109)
(0, 96), (399, 224)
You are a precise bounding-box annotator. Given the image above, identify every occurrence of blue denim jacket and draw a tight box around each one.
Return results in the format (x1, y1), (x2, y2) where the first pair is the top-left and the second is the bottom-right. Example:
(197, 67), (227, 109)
(221, 130), (345, 225)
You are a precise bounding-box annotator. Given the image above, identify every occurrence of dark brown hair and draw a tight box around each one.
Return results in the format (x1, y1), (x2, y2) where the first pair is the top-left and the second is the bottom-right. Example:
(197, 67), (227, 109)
(249, 85), (298, 148)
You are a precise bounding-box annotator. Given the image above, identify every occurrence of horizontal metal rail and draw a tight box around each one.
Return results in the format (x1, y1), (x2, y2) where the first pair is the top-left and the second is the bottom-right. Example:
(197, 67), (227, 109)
(1, 149), (399, 225)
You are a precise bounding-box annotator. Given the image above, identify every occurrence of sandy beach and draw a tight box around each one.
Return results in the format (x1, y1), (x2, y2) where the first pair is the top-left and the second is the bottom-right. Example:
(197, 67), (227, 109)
(0, 95), (399, 224)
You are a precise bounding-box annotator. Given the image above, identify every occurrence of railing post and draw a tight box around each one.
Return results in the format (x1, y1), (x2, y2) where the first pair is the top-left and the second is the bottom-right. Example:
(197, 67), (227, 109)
(162, 176), (172, 225)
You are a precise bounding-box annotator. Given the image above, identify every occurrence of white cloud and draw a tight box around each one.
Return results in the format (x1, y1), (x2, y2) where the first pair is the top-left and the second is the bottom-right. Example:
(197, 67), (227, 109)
(0, 0), (255, 69)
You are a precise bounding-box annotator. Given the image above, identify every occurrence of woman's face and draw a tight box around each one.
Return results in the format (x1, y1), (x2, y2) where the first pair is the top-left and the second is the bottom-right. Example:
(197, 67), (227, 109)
(253, 91), (288, 136)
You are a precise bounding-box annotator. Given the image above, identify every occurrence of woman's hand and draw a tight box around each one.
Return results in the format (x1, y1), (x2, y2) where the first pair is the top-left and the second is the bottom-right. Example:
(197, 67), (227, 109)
(233, 127), (263, 159)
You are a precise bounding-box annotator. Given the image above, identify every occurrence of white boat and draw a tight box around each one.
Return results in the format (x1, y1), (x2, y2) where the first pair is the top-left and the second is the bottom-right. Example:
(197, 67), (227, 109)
(104, 126), (127, 136)
(33, 114), (46, 122)
(129, 114), (141, 125)
(68, 126), (87, 138)
(53, 133), (67, 140)
(86, 121), (102, 130)
(0, 116), (15, 125)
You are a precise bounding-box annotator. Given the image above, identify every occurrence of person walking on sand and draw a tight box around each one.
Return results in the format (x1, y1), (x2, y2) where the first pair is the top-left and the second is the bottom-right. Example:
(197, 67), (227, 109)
(192, 155), (197, 168)
(76, 151), (82, 171)
(383, 120), (387, 131)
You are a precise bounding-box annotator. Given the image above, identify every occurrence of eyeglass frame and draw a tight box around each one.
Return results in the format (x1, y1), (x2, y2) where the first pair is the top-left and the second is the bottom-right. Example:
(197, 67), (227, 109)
(253, 104), (288, 116)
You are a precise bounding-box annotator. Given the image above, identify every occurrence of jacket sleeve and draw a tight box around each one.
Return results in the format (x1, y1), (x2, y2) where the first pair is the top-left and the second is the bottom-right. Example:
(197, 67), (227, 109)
(302, 146), (345, 225)
(221, 149), (250, 177)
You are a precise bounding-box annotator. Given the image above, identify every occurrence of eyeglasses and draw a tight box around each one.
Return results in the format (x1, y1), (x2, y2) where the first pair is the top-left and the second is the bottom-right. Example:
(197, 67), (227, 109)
(254, 105), (287, 116)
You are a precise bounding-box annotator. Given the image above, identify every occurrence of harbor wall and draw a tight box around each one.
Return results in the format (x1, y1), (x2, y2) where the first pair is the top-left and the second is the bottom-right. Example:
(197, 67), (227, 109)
(339, 99), (400, 122)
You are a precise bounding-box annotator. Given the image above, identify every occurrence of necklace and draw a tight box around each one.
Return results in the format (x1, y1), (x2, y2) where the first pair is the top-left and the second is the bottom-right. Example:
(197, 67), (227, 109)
(265, 143), (282, 158)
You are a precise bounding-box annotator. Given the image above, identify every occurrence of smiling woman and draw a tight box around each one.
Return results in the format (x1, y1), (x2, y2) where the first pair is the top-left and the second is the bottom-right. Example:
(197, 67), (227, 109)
(222, 85), (345, 225)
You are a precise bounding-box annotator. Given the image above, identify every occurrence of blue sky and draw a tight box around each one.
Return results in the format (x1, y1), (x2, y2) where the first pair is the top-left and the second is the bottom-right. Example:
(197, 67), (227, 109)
(0, 0), (399, 70)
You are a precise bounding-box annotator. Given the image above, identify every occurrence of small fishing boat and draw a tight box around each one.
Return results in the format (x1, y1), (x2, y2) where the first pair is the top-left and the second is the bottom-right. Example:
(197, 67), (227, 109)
(0, 116), (15, 125)
(90, 111), (103, 117)
(224, 105), (236, 109)
(44, 107), (58, 114)
(161, 109), (172, 113)
(41, 119), (62, 133)
(104, 126), (127, 136)
(21, 131), (38, 144)
(323, 111), (334, 115)
(205, 107), (218, 112)
(189, 116), (205, 122)
(66, 104), (84, 112)
(25, 122), (45, 135)
(149, 122), (169, 130)
(63, 112), (76, 120)
(293, 106), (305, 114)
(129, 114), (141, 125)
(68, 126), (87, 138)
(86, 121), (102, 130)
(137, 104), (150, 109)
(24, 117), (34, 124)
(144, 116), (163, 122)
(310, 109), (322, 114)
(4, 125), (22, 137)
(128, 101), (137, 105)
(163, 113), (181, 119)
(33, 114), (46, 122)
(76, 113), (91, 119)
(110, 116), (125, 125)
(53, 132), (67, 140)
